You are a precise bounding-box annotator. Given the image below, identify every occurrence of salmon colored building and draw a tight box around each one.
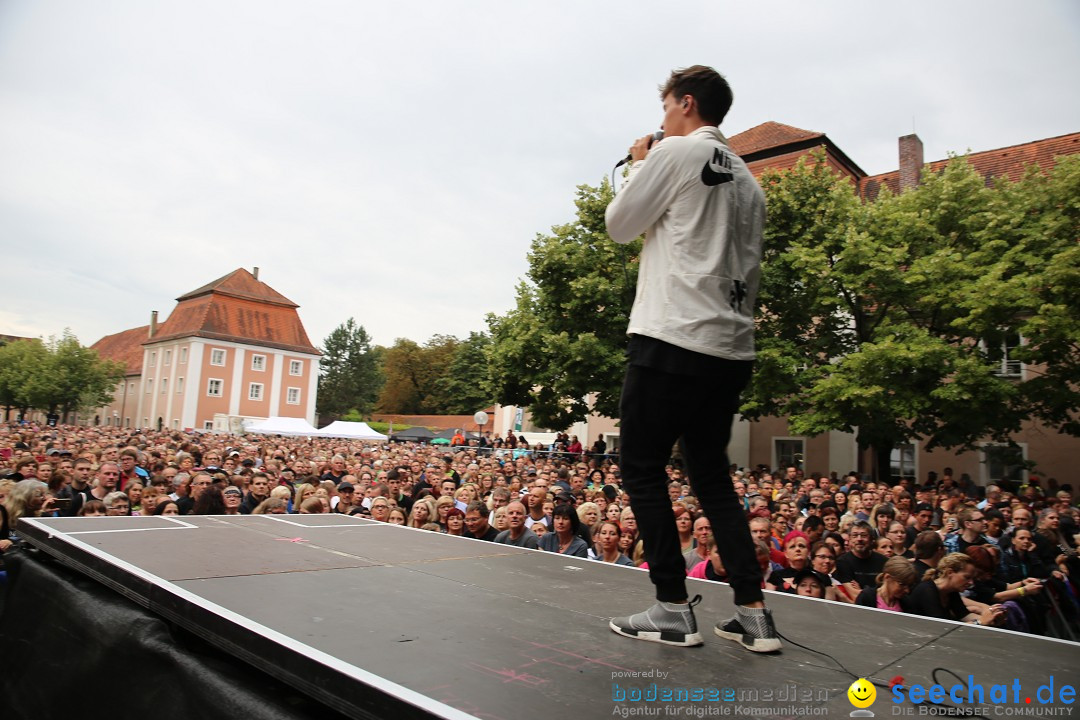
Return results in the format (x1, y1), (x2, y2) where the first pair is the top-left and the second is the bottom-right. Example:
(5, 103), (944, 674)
(91, 268), (320, 432)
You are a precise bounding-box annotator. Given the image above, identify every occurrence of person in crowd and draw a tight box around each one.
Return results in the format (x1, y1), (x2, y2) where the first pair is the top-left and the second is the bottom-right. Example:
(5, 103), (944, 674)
(590, 520), (635, 566)
(539, 504), (589, 557)
(791, 568), (828, 599)
(766, 530), (811, 592)
(253, 497), (288, 515)
(152, 499), (181, 516)
(463, 501), (499, 541)
(835, 521), (887, 590)
(855, 556), (918, 611)
(494, 501), (538, 549)
(222, 485), (243, 515)
(408, 497), (436, 529)
(673, 505), (695, 554)
(444, 507), (466, 536)
(103, 491), (131, 516)
(77, 499), (108, 517)
(192, 485), (227, 515)
(688, 535), (728, 583)
(903, 552), (1007, 626)
(3, 480), (58, 536)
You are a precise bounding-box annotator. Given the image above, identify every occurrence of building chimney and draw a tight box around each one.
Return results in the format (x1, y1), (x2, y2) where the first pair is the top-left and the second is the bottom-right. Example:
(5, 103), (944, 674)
(252, 266), (260, 280)
(149, 310), (158, 338)
(899, 134), (924, 192)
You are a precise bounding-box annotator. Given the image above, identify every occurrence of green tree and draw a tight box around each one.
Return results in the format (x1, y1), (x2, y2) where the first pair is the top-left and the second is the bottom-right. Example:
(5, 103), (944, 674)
(21, 331), (124, 421)
(377, 335), (459, 414)
(0, 338), (48, 420)
(433, 331), (495, 415)
(486, 179), (636, 430)
(317, 318), (384, 420)
(747, 152), (1077, 479)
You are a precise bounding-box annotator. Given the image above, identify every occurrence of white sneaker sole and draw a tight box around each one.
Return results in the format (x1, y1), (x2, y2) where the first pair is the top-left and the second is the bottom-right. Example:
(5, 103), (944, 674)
(609, 622), (704, 647)
(714, 626), (782, 653)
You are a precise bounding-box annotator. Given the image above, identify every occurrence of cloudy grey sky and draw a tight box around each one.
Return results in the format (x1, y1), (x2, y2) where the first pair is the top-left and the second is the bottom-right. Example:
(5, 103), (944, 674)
(2, 1), (1078, 351)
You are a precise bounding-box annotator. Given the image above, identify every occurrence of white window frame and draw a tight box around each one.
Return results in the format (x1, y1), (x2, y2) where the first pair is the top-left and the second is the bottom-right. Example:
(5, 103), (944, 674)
(890, 441), (918, 481)
(203, 420), (213, 431)
(180, 348), (188, 364)
(164, 350), (171, 367)
(772, 437), (806, 472)
(172, 419), (180, 429)
(146, 378), (153, 393)
(251, 354), (266, 372)
(160, 378), (168, 395)
(210, 348), (226, 366)
(150, 351), (156, 367)
(207, 378), (224, 397)
(176, 377), (184, 394)
(980, 442), (1028, 485)
(249, 382), (264, 401)
(980, 333), (1024, 379)
(286, 387), (301, 405)
(289, 359), (303, 376)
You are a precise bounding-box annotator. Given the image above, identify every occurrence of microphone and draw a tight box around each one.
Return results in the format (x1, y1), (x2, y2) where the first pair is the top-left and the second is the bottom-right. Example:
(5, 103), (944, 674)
(615, 131), (664, 168)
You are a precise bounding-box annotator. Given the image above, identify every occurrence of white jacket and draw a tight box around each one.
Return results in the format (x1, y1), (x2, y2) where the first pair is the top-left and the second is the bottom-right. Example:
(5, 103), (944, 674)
(606, 126), (764, 361)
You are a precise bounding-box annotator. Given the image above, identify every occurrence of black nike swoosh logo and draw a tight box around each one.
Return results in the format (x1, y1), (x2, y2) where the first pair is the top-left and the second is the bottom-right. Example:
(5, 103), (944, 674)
(701, 162), (734, 186)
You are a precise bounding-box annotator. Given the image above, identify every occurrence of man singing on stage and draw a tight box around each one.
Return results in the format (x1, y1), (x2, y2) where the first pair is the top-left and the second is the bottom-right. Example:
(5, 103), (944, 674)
(605, 65), (781, 652)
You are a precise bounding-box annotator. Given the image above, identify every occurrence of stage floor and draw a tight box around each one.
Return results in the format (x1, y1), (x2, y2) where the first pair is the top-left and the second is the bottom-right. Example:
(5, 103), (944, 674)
(17, 514), (1079, 719)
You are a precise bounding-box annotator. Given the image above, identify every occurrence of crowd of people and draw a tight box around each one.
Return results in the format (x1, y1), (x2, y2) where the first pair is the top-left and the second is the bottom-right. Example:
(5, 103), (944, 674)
(1, 422), (1077, 637)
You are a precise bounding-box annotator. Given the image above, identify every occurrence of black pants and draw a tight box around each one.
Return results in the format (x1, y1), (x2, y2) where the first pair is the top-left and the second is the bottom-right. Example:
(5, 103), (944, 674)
(619, 361), (763, 606)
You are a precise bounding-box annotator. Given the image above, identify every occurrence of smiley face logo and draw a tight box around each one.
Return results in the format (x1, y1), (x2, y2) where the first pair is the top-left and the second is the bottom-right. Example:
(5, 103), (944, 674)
(847, 678), (876, 709)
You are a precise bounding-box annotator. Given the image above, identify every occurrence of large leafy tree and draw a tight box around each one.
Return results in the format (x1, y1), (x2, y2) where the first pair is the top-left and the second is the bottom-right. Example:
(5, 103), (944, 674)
(486, 180), (637, 429)
(486, 151), (1079, 479)
(317, 318), (384, 420)
(377, 335), (459, 414)
(746, 152), (1078, 479)
(432, 331), (495, 415)
(0, 331), (123, 421)
(0, 338), (49, 420)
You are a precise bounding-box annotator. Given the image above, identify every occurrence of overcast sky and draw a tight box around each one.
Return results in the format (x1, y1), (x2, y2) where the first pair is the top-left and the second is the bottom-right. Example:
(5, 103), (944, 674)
(2, 1), (1078, 352)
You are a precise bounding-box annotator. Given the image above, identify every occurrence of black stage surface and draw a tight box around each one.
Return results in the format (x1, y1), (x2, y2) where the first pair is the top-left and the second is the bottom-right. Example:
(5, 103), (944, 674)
(9, 514), (1079, 719)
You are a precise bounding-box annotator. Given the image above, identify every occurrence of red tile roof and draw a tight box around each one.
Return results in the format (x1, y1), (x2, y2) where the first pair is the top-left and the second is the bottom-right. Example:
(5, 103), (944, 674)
(149, 269), (318, 355)
(728, 121), (825, 156)
(861, 131), (1080, 199)
(92, 326), (150, 376)
(177, 268), (298, 307)
(728, 121), (865, 180)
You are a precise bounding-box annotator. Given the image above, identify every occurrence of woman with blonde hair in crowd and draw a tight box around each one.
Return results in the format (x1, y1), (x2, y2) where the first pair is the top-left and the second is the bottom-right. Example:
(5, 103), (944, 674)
(576, 501), (601, 528)
(492, 505), (509, 532)
(435, 495), (455, 530)
(856, 556), (918, 611)
(292, 483), (316, 513)
(252, 497), (288, 515)
(4, 480), (57, 532)
(408, 497), (436, 529)
(299, 497), (325, 514)
(904, 552), (1007, 625)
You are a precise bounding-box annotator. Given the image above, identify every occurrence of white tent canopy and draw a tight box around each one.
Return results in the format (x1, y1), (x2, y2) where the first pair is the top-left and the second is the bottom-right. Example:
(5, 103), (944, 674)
(244, 416), (321, 437)
(317, 421), (388, 441)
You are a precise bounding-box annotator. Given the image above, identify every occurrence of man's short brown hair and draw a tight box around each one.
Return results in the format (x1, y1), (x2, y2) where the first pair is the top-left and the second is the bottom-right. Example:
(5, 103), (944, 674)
(660, 65), (733, 126)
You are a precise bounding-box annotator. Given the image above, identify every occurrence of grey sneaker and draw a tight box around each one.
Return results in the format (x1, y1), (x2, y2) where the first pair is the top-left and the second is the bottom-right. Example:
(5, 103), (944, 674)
(609, 595), (704, 647)
(714, 606), (782, 653)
